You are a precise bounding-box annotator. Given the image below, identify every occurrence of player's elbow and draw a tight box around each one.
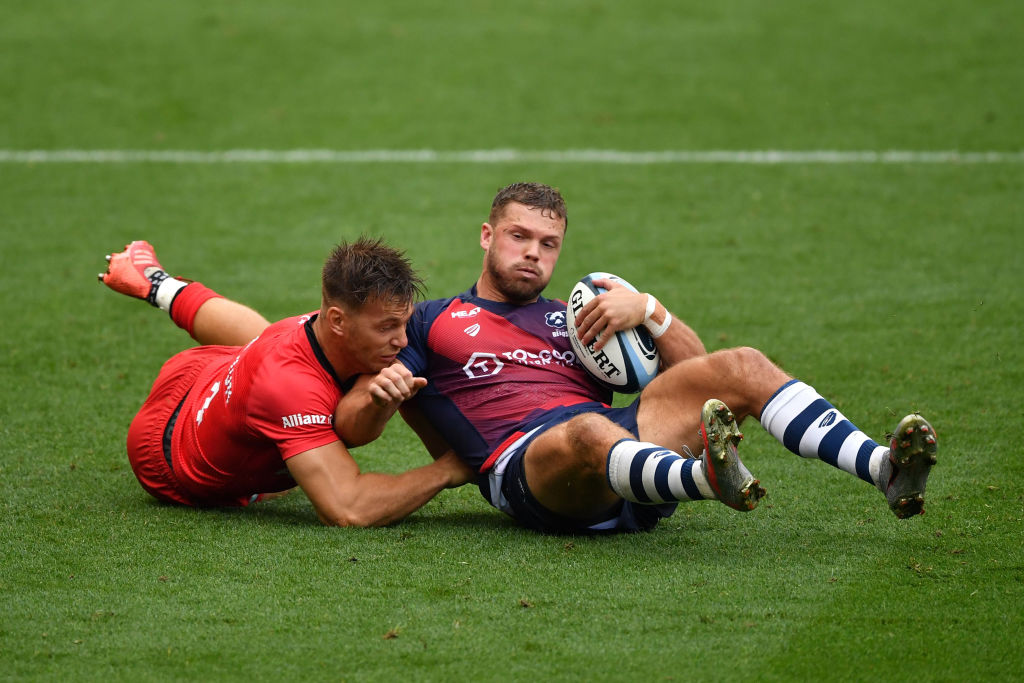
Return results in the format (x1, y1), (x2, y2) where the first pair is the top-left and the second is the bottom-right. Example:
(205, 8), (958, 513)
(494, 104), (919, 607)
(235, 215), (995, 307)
(335, 418), (387, 449)
(340, 428), (383, 449)
(316, 507), (383, 528)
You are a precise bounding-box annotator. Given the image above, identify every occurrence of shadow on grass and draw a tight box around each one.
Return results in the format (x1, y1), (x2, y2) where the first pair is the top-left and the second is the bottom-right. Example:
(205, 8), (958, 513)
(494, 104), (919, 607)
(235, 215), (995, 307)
(129, 495), (519, 533)
(129, 495), (694, 543)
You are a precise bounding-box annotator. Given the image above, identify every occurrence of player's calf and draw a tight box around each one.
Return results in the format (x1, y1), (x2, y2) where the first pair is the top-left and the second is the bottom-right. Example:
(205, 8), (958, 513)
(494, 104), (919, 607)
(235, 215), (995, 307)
(604, 399), (765, 511)
(606, 439), (708, 504)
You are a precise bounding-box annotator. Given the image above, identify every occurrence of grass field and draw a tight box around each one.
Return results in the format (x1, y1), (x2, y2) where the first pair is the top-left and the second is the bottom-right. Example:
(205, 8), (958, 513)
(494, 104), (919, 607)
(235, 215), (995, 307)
(2, 1), (1023, 681)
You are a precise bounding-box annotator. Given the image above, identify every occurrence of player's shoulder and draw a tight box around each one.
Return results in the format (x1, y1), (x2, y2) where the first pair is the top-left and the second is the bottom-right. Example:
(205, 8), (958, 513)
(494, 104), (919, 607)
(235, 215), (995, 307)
(237, 313), (313, 361)
(535, 294), (567, 310)
(413, 289), (475, 321)
(257, 312), (317, 338)
(247, 340), (341, 416)
(247, 314), (337, 384)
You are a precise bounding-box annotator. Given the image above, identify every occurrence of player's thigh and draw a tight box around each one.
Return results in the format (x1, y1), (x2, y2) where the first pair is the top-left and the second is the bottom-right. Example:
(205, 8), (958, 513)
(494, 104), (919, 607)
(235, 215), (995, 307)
(637, 352), (744, 451)
(637, 348), (790, 448)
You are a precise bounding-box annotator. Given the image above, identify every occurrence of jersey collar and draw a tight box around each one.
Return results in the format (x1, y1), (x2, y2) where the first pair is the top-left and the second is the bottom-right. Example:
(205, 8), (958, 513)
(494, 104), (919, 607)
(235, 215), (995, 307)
(465, 284), (553, 312)
(303, 314), (358, 393)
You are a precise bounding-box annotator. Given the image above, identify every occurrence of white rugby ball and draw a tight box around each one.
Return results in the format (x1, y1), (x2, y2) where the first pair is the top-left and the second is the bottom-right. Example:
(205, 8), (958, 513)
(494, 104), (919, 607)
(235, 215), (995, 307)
(566, 272), (660, 393)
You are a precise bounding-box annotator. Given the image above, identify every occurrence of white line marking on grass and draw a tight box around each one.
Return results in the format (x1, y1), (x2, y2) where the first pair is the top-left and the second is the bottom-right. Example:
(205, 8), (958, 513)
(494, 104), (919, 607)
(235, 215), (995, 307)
(1, 149), (1023, 164)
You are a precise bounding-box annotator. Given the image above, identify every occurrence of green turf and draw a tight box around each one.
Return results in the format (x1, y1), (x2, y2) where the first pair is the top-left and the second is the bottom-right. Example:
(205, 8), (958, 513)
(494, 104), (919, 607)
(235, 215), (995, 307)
(2, 1), (1023, 681)
(3, 0), (1022, 150)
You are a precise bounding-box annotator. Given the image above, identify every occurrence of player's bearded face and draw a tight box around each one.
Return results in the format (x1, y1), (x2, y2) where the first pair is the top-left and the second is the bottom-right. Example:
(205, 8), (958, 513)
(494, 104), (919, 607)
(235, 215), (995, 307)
(481, 203), (564, 304)
(484, 247), (550, 303)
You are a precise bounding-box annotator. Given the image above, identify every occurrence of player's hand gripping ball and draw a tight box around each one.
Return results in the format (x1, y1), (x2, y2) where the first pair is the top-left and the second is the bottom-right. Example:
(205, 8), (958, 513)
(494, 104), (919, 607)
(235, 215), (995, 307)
(566, 272), (659, 393)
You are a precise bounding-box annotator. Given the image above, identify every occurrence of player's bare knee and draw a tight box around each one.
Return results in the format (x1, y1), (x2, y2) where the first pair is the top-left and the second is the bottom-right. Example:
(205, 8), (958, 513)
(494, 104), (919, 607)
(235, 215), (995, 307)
(731, 346), (775, 373)
(711, 346), (769, 378)
(564, 412), (616, 447)
(709, 346), (784, 417)
(563, 413), (621, 474)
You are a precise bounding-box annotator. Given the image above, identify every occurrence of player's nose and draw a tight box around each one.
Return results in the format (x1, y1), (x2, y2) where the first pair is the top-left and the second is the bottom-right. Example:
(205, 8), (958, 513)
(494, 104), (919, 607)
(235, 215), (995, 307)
(393, 328), (408, 349)
(522, 240), (541, 260)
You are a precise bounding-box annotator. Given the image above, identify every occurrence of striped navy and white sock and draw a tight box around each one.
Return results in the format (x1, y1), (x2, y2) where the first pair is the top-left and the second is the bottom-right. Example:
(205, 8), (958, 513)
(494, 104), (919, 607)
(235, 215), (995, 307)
(606, 439), (713, 504)
(760, 380), (888, 487)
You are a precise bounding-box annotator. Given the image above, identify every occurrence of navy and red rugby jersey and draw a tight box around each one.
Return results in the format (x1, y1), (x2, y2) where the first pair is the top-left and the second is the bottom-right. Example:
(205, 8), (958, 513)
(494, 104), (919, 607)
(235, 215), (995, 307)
(399, 286), (612, 472)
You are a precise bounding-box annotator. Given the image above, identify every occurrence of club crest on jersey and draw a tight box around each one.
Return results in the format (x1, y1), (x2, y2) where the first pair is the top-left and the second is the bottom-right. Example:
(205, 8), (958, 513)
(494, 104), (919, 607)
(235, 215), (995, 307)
(545, 310), (569, 337)
(281, 413), (332, 428)
(545, 311), (567, 328)
(463, 352), (504, 378)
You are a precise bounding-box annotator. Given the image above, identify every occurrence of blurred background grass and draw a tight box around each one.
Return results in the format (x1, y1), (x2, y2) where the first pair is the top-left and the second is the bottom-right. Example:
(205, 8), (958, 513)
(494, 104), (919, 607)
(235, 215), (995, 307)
(2, 1), (1021, 150)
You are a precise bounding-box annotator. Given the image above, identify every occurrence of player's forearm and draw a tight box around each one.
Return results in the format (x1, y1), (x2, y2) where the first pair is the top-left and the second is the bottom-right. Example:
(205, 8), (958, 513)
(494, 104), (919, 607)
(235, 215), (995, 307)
(637, 293), (703, 364)
(653, 315), (706, 366)
(322, 461), (454, 527)
(398, 404), (454, 459)
(333, 390), (397, 447)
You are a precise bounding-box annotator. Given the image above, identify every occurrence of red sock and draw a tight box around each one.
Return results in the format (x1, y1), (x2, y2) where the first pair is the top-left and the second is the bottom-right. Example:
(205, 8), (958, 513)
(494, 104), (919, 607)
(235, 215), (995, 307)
(169, 283), (222, 339)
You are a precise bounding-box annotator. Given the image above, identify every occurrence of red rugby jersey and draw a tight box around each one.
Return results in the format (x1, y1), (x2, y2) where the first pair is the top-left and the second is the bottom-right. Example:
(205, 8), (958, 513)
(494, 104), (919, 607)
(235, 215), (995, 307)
(171, 313), (346, 503)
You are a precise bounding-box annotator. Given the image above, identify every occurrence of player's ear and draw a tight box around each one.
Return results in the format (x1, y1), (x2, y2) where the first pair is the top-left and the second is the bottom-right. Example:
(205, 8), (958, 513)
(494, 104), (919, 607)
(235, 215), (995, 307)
(480, 223), (494, 250)
(325, 305), (347, 337)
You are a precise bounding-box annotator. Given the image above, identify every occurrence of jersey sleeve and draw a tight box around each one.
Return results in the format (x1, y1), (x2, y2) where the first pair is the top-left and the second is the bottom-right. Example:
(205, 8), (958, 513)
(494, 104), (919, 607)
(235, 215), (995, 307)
(399, 298), (451, 376)
(245, 359), (341, 460)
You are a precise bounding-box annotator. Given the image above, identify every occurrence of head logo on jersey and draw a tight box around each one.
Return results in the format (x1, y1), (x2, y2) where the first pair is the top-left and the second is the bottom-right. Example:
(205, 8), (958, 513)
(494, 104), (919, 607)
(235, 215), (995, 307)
(545, 311), (567, 328)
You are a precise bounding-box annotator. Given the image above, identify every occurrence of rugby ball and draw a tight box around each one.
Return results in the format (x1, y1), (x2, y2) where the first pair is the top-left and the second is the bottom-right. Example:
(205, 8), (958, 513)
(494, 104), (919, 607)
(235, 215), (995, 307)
(566, 272), (660, 393)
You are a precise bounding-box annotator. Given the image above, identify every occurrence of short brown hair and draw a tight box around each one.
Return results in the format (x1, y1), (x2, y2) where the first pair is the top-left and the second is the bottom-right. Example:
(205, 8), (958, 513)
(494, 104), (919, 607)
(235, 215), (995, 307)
(321, 237), (423, 310)
(489, 182), (567, 229)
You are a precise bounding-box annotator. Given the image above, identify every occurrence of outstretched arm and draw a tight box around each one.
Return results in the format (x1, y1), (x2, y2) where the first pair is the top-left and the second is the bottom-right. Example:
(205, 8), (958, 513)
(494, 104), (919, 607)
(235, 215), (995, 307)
(573, 277), (705, 367)
(286, 440), (472, 527)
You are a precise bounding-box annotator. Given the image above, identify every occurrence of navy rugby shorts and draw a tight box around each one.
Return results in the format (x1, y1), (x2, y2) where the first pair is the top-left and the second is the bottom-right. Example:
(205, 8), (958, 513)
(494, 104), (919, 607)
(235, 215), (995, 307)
(480, 401), (677, 534)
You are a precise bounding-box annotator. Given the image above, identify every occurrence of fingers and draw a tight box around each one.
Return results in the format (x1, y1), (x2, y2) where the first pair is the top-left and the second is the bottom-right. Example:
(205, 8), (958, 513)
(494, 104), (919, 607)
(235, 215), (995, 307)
(574, 287), (647, 350)
(580, 319), (611, 351)
(575, 301), (611, 350)
(588, 277), (624, 292)
(368, 364), (427, 407)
